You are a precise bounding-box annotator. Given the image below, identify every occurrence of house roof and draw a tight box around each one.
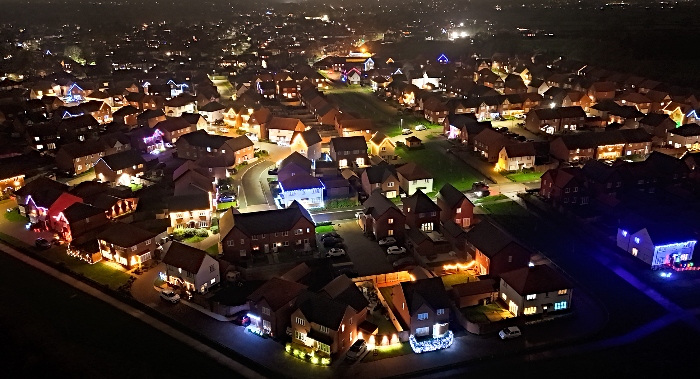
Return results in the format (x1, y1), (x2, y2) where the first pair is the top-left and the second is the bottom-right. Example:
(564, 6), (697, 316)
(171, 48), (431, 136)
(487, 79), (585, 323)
(369, 131), (392, 146)
(669, 123), (700, 137)
(226, 135), (254, 152)
(219, 201), (312, 238)
(363, 161), (397, 184)
(452, 278), (498, 297)
(98, 132), (131, 148)
(500, 265), (573, 295)
(162, 242), (209, 274)
(58, 140), (106, 158)
(280, 174), (324, 192)
(294, 129), (322, 147)
(96, 222), (156, 247)
(99, 150), (146, 171)
(362, 191), (400, 218)
(137, 109), (165, 120)
(199, 101), (226, 112)
(403, 189), (440, 213)
(279, 152), (312, 173)
(438, 183), (468, 209)
(247, 277), (308, 311)
(113, 105), (139, 117)
(503, 142), (536, 158)
(330, 136), (367, 152)
(400, 277), (451, 313)
(465, 220), (515, 256)
(62, 202), (105, 223)
(295, 290), (349, 330)
(533, 106), (586, 120)
(181, 112), (204, 125)
(319, 275), (368, 313)
(155, 117), (191, 132)
(267, 117), (303, 131)
(396, 162), (432, 180)
(177, 130), (231, 149)
(167, 191), (211, 212)
(639, 113), (672, 127)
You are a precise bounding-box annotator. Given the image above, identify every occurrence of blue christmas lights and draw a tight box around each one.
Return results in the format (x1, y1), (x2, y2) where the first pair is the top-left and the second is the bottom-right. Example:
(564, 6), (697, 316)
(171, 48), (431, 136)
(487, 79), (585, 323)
(409, 331), (454, 354)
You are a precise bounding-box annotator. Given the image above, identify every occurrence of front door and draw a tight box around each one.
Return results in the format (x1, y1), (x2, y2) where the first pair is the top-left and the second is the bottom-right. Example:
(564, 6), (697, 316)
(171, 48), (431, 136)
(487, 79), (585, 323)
(264, 244), (269, 253)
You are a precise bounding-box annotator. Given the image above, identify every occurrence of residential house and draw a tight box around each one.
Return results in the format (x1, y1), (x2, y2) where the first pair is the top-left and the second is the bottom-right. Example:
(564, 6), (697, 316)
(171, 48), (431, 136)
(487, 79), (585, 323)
(360, 161), (400, 198)
(539, 167), (590, 207)
(396, 162), (433, 195)
(638, 113), (677, 142)
(163, 242), (220, 293)
(667, 123), (700, 150)
(403, 189), (441, 233)
(69, 181), (138, 219)
(617, 221), (696, 268)
(336, 119), (374, 140)
(329, 136), (369, 169)
(473, 128), (507, 163)
(52, 202), (109, 243)
(94, 150), (147, 186)
(55, 140), (106, 175)
(391, 277), (451, 338)
(550, 129), (652, 163)
(78, 100), (112, 124)
(97, 222), (157, 268)
(278, 152), (313, 182)
(155, 117), (195, 143)
(25, 123), (59, 151)
(451, 279), (499, 308)
(57, 114), (100, 142)
(358, 191), (406, 241)
(98, 132), (131, 156)
(164, 95), (196, 117)
(279, 174), (325, 209)
(496, 143), (536, 172)
(176, 130), (254, 166)
(466, 220), (531, 276)
(437, 183), (474, 229)
(423, 97), (449, 124)
(15, 177), (68, 218)
(247, 277), (308, 338)
(167, 190), (213, 229)
(525, 107), (586, 135)
(499, 265), (574, 317)
(369, 132), (395, 161)
(290, 129), (322, 161)
(265, 117), (306, 145)
(112, 105), (139, 127)
(218, 201), (316, 263)
(137, 109), (167, 128)
(198, 101), (226, 124)
(588, 81), (617, 102)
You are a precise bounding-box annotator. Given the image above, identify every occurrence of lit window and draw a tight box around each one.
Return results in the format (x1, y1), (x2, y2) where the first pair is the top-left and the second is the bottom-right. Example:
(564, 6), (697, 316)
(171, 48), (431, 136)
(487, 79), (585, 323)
(558, 289), (568, 295)
(388, 218), (394, 224)
(526, 294), (536, 300)
(295, 317), (305, 326)
(417, 313), (428, 321)
(341, 324), (345, 332)
(621, 230), (628, 237)
(320, 325), (329, 333)
(524, 307), (537, 315)
(554, 301), (567, 310)
(456, 207), (461, 214)
(501, 293), (507, 301)
(634, 237), (640, 244)
(437, 308), (445, 315)
(262, 307), (270, 316)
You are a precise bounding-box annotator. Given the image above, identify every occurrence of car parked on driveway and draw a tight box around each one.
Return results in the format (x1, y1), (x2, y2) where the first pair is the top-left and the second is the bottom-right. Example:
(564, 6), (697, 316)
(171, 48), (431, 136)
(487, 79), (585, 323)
(160, 289), (180, 303)
(35, 238), (52, 249)
(415, 125), (427, 131)
(322, 232), (341, 240)
(231, 311), (251, 326)
(387, 246), (406, 255)
(326, 247), (346, 257)
(392, 256), (416, 268)
(401, 128), (412, 135)
(346, 339), (367, 361)
(378, 236), (397, 246)
(322, 237), (344, 247)
(499, 326), (521, 340)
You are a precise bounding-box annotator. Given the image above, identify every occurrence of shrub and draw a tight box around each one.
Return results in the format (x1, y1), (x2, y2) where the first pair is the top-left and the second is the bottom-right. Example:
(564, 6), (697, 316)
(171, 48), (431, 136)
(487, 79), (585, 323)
(195, 229), (209, 238)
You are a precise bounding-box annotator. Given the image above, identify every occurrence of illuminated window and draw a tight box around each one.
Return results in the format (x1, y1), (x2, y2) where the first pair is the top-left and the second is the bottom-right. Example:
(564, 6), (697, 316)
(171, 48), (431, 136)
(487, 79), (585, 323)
(621, 230), (628, 237)
(387, 229), (394, 236)
(634, 237), (640, 244)
(417, 313), (428, 321)
(632, 247), (638, 257)
(524, 307), (537, 315)
(295, 317), (305, 326)
(294, 331), (306, 342)
(262, 307), (270, 316)
(388, 218), (394, 224)
(558, 289), (568, 295)
(437, 308), (445, 315)
(320, 325), (329, 333)
(526, 294), (536, 300)
(341, 324), (345, 332)
(501, 293), (507, 301)
(456, 207), (461, 214)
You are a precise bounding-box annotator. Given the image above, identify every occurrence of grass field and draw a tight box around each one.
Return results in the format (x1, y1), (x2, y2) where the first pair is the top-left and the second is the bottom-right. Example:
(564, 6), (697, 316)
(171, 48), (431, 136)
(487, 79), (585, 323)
(361, 343), (413, 363)
(43, 246), (132, 289)
(315, 225), (335, 233)
(3, 210), (27, 223)
(505, 171), (543, 183)
(461, 303), (507, 324)
(441, 272), (477, 289)
(205, 243), (219, 257)
(396, 142), (480, 192)
(184, 235), (207, 244)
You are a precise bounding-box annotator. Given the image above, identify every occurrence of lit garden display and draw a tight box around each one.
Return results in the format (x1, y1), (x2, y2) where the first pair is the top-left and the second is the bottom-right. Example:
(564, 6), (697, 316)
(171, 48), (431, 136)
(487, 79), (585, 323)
(409, 331), (454, 354)
(285, 344), (331, 366)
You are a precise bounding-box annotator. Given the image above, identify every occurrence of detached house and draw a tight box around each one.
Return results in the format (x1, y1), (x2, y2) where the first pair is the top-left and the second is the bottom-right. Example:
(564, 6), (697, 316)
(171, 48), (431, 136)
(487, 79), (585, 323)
(177, 130), (254, 166)
(437, 183), (475, 229)
(163, 242), (220, 293)
(617, 221), (696, 269)
(496, 143), (536, 172)
(97, 222), (157, 268)
(403, 189), (441, 233)
(167, 190), (213, 229)
(164, 95), (196, 117)
(369, 132), (395, 161)
(499, 265), (574, 317)
(391, 277), (451, 339)
(539, 167), (589, 207)
(290, 129), (322, 161)
(94, 149), (147, 186)
(466, 220), (531, 276)
(329, 136), (369, 169)
(361, 161), (400, 199)
(525, 106), (586, 135)
(396, 162), (434, 195)
(218, 201), (316, 263)
(265, 117), (306, 145)
(155, 117), (195, 143)
(473, 128), (507, 163)
(358, 191), (406, 241)
(53, 202), (109, 243)
(667, 123), (700, 150)
(247, 277), (308, 338)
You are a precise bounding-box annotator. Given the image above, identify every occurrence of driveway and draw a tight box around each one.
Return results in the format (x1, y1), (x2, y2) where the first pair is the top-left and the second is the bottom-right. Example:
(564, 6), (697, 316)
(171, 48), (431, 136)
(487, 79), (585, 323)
(330, 220), (393, 276)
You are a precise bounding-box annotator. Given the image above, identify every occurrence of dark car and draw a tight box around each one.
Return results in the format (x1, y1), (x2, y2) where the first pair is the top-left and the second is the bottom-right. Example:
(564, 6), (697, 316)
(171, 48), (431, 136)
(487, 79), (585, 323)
(231, 311), (251, 326)
(322, 237), (344, 247)
(35, 238), (52, 249)
(322, 232), (341, 239)
(516, 135), (528, 142)
(268, 167), (279, 175)
(471, 181), (490, 197)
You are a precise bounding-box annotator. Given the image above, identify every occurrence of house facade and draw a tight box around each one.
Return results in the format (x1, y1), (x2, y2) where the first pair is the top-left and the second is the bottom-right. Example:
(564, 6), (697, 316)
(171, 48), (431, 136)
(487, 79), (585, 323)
(97, 222), (157, 268)
(357, 191), (406, 241)
(163, 242), (220, 293)
(499, 265), (574, 317)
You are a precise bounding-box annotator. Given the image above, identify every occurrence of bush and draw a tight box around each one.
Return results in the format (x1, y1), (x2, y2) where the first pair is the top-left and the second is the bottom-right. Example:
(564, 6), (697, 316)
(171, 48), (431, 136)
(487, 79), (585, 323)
(211, 225), (219, 234)
(195, 229), (209, 238)
(315, 221), (333, 227)
(211, 216), (219, 227)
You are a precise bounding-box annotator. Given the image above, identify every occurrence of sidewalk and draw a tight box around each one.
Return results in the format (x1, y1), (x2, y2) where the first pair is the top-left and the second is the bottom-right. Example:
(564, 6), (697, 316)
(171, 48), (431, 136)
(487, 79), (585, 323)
(0, 242), (266, 379)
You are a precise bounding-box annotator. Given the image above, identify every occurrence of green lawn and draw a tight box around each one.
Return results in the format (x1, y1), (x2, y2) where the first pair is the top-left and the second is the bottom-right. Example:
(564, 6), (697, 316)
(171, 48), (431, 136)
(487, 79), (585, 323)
(205, 243), (220, 257)
(441, 273), (477, 289)
(505, 171), (543, 183)
(315, 225), (335, 234)
(4, 211), (28, 223)
(396, 144), (479, 191)
(362, 342), (413, 363)
(216, 201), (237, 210)
(474, 194), (509, 204)
(184, 235), (207, 244)
(461, 303), (506, 324)
(129, 183), (143, 191)
(43, 246), (132, 289)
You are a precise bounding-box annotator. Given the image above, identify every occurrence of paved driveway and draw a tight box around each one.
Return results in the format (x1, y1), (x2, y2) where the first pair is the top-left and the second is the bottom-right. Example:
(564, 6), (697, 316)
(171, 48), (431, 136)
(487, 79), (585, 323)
(330, 220), (393, 276)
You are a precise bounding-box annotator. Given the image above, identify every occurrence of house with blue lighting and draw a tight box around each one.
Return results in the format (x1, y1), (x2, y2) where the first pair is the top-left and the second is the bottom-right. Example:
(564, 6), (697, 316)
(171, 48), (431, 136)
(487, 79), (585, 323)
(617, 222), (697, 269)
(279, 175), (325, 209)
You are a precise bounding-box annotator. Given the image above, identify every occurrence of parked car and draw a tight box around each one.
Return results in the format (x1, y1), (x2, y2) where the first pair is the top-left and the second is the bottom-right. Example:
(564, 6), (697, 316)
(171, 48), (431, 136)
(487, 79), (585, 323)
(387, 246), (406, 255)
(401, 128), (412, 135)
(322, 232), (341, 240)
(415, 125), (427, 131)
(471, 181), (490, 196)
(378, 236), (397, 246)
(267, 167), (279, 175)
(499, 326), (521, 340)
(326, 247), (346, 257)
(160, 289), (181, 303)
(516, 135), (528, 142)
(322, 237), (344, 247)
(218, 194), (235, 203)
(231, 311), (251, 326)
(392, 257), (416, 268)
(35, 237), (52, 249)
(346, 339), (367, 361)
